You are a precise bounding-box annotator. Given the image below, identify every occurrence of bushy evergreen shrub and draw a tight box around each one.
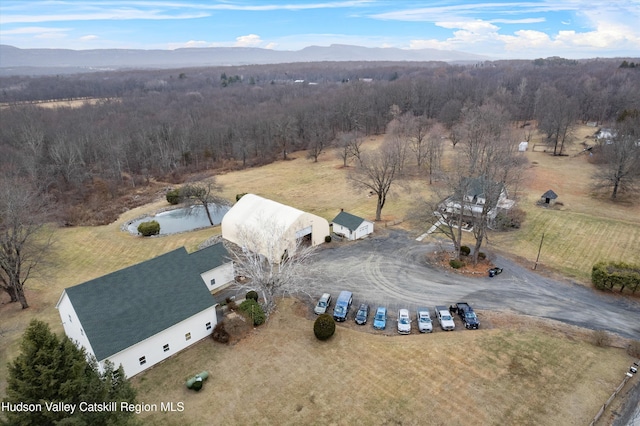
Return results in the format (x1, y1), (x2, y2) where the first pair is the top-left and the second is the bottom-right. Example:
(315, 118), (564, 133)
(314, 314), (336, 340)
(449, 259), (464, 269)
(460, 246), (471, 256)
(245, 290), (259, 302)
(137, 220), (160, 236)
(166, 189), (181, 205)
(478, 252), (487, 260)
(592, 261), (640, 293)
(238, 299), (266, 326)
(325, 235), (332, 243)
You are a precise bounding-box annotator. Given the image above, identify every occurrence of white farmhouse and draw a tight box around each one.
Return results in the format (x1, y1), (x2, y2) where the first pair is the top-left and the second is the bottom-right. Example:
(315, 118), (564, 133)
(56, 242), (233, 378)
(331, 211), (374, 241)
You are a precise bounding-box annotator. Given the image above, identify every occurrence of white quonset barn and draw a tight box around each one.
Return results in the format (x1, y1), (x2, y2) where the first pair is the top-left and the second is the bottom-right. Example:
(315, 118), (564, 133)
(56, 242), (233, 378)
(221, 194), (330, 263)
(331, 211), (374, 241)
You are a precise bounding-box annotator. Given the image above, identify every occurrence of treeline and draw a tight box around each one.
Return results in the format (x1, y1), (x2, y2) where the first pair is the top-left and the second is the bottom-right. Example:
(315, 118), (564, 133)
(0, 59), (639, 222)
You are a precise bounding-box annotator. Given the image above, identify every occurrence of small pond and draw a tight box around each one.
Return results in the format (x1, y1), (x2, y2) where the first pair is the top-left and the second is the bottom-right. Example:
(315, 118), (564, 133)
(127, 203), (230, 235)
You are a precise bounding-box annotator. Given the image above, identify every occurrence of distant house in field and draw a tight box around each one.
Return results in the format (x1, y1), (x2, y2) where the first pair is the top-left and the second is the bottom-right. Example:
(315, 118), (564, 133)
(331, 211), (374, 241)
(56, 242), (233, 378)
(519, 141), (529, 152)
(439, 177), (515, 227)
(540, 189), (559, 206)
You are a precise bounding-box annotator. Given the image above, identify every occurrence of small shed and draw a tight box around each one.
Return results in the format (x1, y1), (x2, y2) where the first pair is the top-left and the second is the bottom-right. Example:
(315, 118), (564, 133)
(331, 211), (374, 241)
(541, 189), (558, 205)
(518, 141), (529, 152)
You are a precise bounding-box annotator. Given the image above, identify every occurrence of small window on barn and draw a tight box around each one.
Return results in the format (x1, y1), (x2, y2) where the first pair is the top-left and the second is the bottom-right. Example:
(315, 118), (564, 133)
(163, 344), (170, 352)
(185, 332), (191, 341)
(206, 322), (212, 330)
(80, 328), (84, 336)
(139, 356), (146, 366)
(68, 315), (72, 323)
(210, 278), (216, 286)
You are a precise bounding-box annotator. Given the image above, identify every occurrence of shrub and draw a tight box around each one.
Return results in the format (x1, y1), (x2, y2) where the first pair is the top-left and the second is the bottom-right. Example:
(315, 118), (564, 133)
(313, 314), (336, 341)
(627, 340), (640, 357)
(225, 297), (237, 311)
(236, 193), (248, 202)
(449, 259), (464, 269)
(245, 290), (259, 302)
(478, 252), (487, 260)
(494, 207), (527, 231)
(137, 220), (160, 236)
(460, 246), (471, 256)
(166, 188), (182, 205)
(324, 235), (332, 243)
(592, 261), (640, 293)
(238, 299), (266, 326)
(211, 322), (229, 344)
(592, 330), (611, 347)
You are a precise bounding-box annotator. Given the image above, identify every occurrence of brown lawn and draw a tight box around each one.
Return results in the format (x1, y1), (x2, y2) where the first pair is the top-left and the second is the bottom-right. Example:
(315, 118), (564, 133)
(1, 123), (638, 424)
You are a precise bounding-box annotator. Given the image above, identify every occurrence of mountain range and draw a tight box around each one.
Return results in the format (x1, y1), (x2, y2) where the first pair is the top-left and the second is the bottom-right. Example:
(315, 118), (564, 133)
(0, 44), (489, 75)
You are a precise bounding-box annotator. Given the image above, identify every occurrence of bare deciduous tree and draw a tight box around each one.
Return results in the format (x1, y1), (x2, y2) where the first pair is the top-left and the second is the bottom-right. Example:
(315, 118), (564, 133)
(348, 142), (401, 221)
(535, 85), (578, 156)
(224, 216), (317, 312)
(180, 179), (227, 226)
(592, 110), (640, 199)
(0, 177), (53, 309)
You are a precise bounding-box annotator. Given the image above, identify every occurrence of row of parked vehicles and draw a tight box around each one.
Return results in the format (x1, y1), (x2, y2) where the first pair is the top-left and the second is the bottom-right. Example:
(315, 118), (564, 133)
(314, 291), (480, 333)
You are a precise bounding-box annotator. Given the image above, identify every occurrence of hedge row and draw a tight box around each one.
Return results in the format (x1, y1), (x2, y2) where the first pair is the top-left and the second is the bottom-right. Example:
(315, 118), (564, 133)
(592, 261), (640, 293)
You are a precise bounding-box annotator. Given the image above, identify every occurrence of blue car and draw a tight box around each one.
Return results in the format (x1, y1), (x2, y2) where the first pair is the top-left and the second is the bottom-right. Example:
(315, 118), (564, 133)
(373, 306), (387, 330)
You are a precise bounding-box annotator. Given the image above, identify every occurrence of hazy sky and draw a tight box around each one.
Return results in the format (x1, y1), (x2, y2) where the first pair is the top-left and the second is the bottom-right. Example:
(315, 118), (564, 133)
(1, 1), (639, 59)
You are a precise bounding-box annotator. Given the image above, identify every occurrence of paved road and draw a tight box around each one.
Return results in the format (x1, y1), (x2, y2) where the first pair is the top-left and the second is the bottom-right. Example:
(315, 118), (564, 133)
(303, 229), (640, 340)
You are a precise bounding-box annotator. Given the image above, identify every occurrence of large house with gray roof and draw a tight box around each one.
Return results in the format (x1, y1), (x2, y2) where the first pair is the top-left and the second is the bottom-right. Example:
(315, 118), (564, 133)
(56, 242), (233, 377)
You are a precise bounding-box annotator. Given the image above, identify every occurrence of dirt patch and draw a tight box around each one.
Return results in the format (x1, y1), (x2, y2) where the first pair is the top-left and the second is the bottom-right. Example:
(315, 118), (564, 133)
(426, 250), (496, 277)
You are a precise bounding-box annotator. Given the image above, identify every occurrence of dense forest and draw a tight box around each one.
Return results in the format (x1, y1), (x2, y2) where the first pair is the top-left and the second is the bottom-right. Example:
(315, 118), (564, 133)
(1, 58), (639, 224)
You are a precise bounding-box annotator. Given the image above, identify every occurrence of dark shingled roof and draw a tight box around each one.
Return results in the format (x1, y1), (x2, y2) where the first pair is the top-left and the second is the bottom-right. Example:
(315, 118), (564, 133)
(541, 189), (558, 199)
(64, 245), (222, 361)
(332, 211), (367, 231)
(189, 242), (230, 274)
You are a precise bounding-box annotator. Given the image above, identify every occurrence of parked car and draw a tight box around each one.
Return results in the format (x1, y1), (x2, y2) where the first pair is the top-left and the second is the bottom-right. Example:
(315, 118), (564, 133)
(373, 306), (387, 330)
(435, 305), (455, 331)
(416, 307), (433, 333)
(354, 303), (369, 325)
(332, 291), (353, 322)
(488, 267), (503, 277)
(397, 309), (411, 334)
(456, 302), (480, 329)
(314, 293), (332, 315)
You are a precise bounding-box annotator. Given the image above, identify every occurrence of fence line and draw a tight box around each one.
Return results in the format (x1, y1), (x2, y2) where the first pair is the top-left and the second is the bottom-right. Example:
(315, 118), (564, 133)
(589, 363), (637, 426)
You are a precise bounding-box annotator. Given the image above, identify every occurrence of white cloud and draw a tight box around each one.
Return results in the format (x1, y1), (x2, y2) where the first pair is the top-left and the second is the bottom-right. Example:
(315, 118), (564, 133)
(80, 35), (99, 41)
(0, 26), (68, 35)
(235, 34), (263, 47)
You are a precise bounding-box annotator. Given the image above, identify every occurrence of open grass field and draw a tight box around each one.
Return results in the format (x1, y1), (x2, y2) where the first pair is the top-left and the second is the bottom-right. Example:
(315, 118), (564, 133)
(131, 298), (633, 425)
(1, 123), (639, 423)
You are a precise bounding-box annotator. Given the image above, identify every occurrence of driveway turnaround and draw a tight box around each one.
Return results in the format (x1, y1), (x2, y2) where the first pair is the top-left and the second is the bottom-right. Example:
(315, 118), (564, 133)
(305, 230), (640, 340)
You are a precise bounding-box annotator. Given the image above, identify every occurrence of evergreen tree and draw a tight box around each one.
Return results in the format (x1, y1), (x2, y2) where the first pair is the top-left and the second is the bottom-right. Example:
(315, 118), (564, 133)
(2, 320), (138, 426)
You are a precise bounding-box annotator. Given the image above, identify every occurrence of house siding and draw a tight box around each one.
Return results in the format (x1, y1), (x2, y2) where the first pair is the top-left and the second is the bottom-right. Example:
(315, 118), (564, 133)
(104, 307), (217, 377)
(200, 263), (235, 292)
(57, 292), (98, 359)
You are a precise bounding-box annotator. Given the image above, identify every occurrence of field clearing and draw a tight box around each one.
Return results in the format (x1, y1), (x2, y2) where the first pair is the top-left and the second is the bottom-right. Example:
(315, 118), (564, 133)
(2, 123), (639, 418)
(132, 298), (633, 426)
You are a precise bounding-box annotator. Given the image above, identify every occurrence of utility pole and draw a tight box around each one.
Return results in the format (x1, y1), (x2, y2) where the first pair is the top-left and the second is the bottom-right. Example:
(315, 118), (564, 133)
(533, 232), (545, 270)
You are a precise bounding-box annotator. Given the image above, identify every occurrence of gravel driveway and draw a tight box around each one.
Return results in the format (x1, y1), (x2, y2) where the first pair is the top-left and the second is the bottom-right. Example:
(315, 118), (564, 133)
(304, 229), (640, 340)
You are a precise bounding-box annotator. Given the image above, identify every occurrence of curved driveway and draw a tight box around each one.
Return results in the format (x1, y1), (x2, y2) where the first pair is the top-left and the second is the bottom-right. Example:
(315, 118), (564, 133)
(304, 230), (640, 340)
